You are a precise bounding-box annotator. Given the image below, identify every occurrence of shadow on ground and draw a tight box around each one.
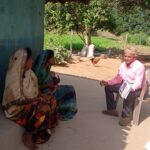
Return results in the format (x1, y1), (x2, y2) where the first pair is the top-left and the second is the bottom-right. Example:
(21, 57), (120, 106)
(42, 74), (131, 150)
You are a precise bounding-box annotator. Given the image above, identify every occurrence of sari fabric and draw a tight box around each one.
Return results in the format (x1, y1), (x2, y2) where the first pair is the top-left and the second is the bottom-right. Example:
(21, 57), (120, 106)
(3, 49), (58, 144)
(33, 50), (77, 120)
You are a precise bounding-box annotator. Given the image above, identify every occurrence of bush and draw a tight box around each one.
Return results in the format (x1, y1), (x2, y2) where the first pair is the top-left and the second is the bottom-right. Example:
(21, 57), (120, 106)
(44, 34), (71, 64)
(53, 46), (72, 64)
(127, 33), (149, 46)
(111, 7), (150, 36)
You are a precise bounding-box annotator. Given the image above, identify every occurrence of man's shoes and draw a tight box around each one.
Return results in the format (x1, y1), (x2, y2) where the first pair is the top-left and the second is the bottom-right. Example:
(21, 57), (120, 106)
(102, 109), (118, 117)
(119, 117), (131, 126)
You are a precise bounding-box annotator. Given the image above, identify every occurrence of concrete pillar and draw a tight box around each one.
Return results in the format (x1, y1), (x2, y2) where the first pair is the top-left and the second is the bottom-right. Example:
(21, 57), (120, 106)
(0, 0), (44, 101)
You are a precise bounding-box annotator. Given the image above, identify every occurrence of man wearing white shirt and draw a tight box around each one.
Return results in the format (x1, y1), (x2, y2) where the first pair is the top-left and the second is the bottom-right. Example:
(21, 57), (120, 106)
(100, 47), (145, 126)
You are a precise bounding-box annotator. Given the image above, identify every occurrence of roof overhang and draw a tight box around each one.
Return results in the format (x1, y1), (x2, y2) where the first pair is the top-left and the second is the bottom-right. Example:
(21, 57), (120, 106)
(45, 0), (90, 4)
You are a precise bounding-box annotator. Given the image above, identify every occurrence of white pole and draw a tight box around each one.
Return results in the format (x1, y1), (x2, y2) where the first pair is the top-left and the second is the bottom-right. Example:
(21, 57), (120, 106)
(124, 33), (128, 48)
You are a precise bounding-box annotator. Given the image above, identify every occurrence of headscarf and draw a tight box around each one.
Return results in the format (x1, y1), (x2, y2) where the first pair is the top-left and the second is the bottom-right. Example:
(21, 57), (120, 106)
(23, 69), (39, 99)
(3, 48), (39, 118)
(33, 49), (54, 85)
(2, 49), (27, 106)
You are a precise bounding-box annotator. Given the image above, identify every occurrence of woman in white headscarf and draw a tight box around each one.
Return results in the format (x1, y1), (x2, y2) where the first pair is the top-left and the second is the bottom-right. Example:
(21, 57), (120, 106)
(2, 48), (58, 150)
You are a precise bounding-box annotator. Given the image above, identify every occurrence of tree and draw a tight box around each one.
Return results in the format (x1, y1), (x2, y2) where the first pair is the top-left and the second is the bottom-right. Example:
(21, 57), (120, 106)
(45, 0), (114, 47)
(109, 6), (150, 36)
(116, 0), (150, 12)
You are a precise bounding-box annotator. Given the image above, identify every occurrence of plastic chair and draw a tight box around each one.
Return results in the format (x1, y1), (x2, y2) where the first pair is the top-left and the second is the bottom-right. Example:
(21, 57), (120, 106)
(133, 69), (150, 125)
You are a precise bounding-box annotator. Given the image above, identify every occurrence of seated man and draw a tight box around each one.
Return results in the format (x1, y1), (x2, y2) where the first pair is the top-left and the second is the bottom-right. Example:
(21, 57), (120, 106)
(100, 47), (145, 126)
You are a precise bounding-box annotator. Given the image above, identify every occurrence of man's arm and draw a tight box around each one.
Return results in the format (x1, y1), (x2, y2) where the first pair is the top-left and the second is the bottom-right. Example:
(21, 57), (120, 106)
(107, 73), (123, 85)
(132, 66), (145, 91)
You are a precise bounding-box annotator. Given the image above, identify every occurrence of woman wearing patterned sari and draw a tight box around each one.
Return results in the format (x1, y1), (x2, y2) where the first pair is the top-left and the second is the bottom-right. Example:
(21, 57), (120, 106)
(33, 49), (77, 121)
(2, 48), (58, 150)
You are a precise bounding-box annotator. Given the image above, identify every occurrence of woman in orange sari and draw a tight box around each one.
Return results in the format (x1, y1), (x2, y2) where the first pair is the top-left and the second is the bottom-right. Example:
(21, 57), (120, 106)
(2, 48), (58, 150)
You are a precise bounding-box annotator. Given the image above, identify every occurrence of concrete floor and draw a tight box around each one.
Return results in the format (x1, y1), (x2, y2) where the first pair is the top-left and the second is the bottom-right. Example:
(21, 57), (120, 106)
(42, 74), (150, 150)
(1, 74), (150, 150)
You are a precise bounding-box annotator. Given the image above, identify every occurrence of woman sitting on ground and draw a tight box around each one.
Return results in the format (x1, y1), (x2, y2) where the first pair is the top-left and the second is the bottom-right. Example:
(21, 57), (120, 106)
(2, 48), (58, 150)
(33, 49), (77, 121)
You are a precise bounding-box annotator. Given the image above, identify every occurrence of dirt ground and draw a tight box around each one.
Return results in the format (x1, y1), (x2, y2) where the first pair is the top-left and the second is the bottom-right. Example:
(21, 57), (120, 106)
(52, 55), (150, 81)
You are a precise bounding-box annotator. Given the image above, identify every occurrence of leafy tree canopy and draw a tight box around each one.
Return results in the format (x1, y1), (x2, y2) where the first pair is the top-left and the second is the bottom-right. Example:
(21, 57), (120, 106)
(45, 0), (115, 45)
(110, 6), (150, 35)
(116, 0), (150, 12)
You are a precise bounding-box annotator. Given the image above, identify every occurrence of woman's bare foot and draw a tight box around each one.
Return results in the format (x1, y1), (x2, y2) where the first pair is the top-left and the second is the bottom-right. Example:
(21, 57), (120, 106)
(22, 132), (39, 150)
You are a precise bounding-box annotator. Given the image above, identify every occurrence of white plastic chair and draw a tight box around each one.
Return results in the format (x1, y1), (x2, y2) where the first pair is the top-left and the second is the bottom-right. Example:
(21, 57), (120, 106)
(133, 69), (150, 125)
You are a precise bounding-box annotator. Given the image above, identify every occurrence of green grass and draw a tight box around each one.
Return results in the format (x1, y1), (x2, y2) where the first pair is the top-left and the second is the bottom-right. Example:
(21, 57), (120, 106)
(92, 36), (124, 51)
(44, 33), (124, 52)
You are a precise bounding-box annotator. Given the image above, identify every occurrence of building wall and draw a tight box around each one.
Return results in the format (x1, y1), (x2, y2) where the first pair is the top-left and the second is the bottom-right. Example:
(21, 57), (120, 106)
(0, 0), (44, 101)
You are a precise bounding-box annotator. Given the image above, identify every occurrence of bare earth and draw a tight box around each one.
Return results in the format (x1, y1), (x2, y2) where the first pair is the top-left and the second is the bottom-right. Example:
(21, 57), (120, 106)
(52, 57), (121, 80)
(52, 56), (150, 81)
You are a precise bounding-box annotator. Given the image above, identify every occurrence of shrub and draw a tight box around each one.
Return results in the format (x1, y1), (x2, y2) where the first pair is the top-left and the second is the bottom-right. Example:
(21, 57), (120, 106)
(44, 34), (71, 64)
(127, 33), (149, 46)
(53, 46), (72, 64)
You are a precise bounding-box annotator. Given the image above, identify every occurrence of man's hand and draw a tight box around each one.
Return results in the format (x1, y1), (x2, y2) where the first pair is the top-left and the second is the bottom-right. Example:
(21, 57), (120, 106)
(100, 80), (108, 86)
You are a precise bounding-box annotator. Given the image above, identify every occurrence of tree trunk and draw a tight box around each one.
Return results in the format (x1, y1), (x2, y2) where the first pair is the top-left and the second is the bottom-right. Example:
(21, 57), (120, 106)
(84, 29), (91, 46)
(84, 28), (91, 56)
(80, 27), (92, 57)
(70, 29), (73, 53)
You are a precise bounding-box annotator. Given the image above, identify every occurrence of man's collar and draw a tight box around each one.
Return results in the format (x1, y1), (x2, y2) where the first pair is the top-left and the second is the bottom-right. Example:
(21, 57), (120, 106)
(126, 60), (136, 68)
